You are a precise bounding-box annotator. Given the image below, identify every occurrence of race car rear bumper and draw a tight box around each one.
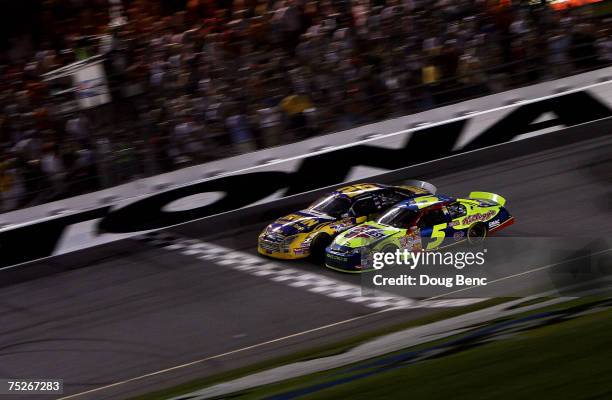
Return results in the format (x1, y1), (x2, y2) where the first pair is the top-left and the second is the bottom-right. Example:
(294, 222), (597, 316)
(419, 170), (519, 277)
(489, 216), (515, 233)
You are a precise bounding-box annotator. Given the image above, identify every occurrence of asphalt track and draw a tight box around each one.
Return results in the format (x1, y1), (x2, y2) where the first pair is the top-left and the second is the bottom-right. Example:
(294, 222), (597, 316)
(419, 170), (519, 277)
(1, 135), (611, 400)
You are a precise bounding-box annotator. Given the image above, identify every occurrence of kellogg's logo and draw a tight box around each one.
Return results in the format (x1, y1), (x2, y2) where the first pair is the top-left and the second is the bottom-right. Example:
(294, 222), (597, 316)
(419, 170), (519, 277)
(462, 210), (496, 225)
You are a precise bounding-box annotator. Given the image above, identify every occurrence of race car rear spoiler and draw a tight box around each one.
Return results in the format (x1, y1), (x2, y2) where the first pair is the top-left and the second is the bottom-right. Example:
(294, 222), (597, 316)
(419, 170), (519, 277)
(469, 191), (507, 206)
(403, 180), (437, 194)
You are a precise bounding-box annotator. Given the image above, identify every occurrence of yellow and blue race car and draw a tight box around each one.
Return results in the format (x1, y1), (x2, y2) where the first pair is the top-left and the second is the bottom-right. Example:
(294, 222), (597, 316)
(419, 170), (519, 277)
(325, 192), (515, 272)
(258, 182), (436, 260)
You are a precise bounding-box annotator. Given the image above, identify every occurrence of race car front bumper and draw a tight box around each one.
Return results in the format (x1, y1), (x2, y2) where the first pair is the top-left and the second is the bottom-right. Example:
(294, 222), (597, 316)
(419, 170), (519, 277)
(257, 237), (310, 260)
(324, 247), (365, 273)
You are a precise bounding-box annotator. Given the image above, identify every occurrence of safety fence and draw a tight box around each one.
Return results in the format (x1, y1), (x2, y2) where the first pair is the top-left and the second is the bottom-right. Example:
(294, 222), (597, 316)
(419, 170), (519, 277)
(0, 44), (611, 213)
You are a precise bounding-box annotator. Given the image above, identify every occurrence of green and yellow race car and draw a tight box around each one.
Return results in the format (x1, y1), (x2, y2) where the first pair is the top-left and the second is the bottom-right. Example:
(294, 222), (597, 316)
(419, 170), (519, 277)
(325, 192), (514, 272)
(257, 182), (436, 260)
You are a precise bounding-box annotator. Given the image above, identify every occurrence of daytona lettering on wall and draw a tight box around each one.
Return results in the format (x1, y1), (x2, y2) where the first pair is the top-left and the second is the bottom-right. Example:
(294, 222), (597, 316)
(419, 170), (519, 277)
(0, 90), (611, 268)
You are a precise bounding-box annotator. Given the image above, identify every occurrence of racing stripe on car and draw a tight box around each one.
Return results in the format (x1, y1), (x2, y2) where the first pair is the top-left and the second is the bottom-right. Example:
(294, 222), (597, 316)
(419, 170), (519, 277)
(136, 232), (484, 310)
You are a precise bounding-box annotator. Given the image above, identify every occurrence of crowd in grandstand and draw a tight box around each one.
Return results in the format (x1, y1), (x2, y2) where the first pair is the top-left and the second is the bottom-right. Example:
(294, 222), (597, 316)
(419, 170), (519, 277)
(1, 0), (612, 212)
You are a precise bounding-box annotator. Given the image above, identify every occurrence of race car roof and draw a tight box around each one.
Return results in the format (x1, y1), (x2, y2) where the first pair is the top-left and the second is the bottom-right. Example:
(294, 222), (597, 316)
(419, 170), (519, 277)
(396, 194), (455, 210)
(332, 183), (387, 198)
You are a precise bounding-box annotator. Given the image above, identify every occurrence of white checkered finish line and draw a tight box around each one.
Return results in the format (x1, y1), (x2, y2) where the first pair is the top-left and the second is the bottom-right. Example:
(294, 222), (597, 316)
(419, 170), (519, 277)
(137, 232), (484, 310)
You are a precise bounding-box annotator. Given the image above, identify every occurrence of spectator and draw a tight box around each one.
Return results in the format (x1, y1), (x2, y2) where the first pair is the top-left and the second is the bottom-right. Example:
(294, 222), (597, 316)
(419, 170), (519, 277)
(280, 92), (313, 139)
(595, 29), (612, 64)
(257, 103), (283, 148)
(65, 112), (90, 144)
(40, 142), (65, 196)
(548, 29), (572, 78)
(0, 0), (611, 212)
(226, 104), (256, 154)
(0, 153), (25, 211)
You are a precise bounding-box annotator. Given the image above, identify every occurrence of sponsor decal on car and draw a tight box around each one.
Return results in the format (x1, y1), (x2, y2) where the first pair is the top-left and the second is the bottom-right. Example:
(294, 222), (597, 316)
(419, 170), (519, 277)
(347, 226), (386, 239)
(327, 254), (348, 262)
(488, 219), (501, 229)
(329, 219), (355, 231)
(400, 228), (421, 249)
(454, 231), (465, 240)
(461, 210), (496, 225)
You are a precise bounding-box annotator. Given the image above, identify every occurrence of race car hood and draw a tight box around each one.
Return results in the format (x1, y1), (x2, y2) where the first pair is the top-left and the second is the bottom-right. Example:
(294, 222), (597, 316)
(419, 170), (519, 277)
(333, 222), (401, 249)
(266, 210), (335, 236)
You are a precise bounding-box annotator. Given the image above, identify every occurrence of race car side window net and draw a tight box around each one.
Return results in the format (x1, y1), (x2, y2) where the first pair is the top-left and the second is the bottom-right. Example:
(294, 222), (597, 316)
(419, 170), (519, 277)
(377, 207), (419, 229)
(350, 197), (378, 216)
(447, 202), (467, 219)
(418, 209), (447, 228)
(309, 195), (351, 218)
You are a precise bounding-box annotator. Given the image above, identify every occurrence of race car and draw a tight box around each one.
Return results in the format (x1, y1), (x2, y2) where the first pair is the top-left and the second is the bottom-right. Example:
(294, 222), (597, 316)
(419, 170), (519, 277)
(258, 182), (436, 260)
(325, 192), (514, 272)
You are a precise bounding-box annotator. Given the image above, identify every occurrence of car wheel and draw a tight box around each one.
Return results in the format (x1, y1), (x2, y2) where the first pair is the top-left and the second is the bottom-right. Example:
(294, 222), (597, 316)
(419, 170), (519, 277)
(467, 223), (487, 245)
(310, 234), (332, 261)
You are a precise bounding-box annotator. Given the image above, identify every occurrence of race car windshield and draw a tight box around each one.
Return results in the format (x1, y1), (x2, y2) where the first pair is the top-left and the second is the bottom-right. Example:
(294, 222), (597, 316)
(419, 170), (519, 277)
(377, 207), (419, 228)
(309, 195), (350, 217)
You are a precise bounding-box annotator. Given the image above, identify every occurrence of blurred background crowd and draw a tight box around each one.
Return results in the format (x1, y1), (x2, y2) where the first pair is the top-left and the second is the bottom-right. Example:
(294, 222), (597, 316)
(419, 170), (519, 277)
(1, 0), (612, 212)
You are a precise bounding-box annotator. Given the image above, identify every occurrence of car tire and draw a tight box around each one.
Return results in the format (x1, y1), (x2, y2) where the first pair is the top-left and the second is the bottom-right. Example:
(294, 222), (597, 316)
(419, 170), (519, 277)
(467, 222), (487, 245)
(310, 234), (332, 261)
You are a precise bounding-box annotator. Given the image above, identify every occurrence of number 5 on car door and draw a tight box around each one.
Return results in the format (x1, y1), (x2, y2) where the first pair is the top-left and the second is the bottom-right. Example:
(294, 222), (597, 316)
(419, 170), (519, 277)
(427, 223), (447, 249)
